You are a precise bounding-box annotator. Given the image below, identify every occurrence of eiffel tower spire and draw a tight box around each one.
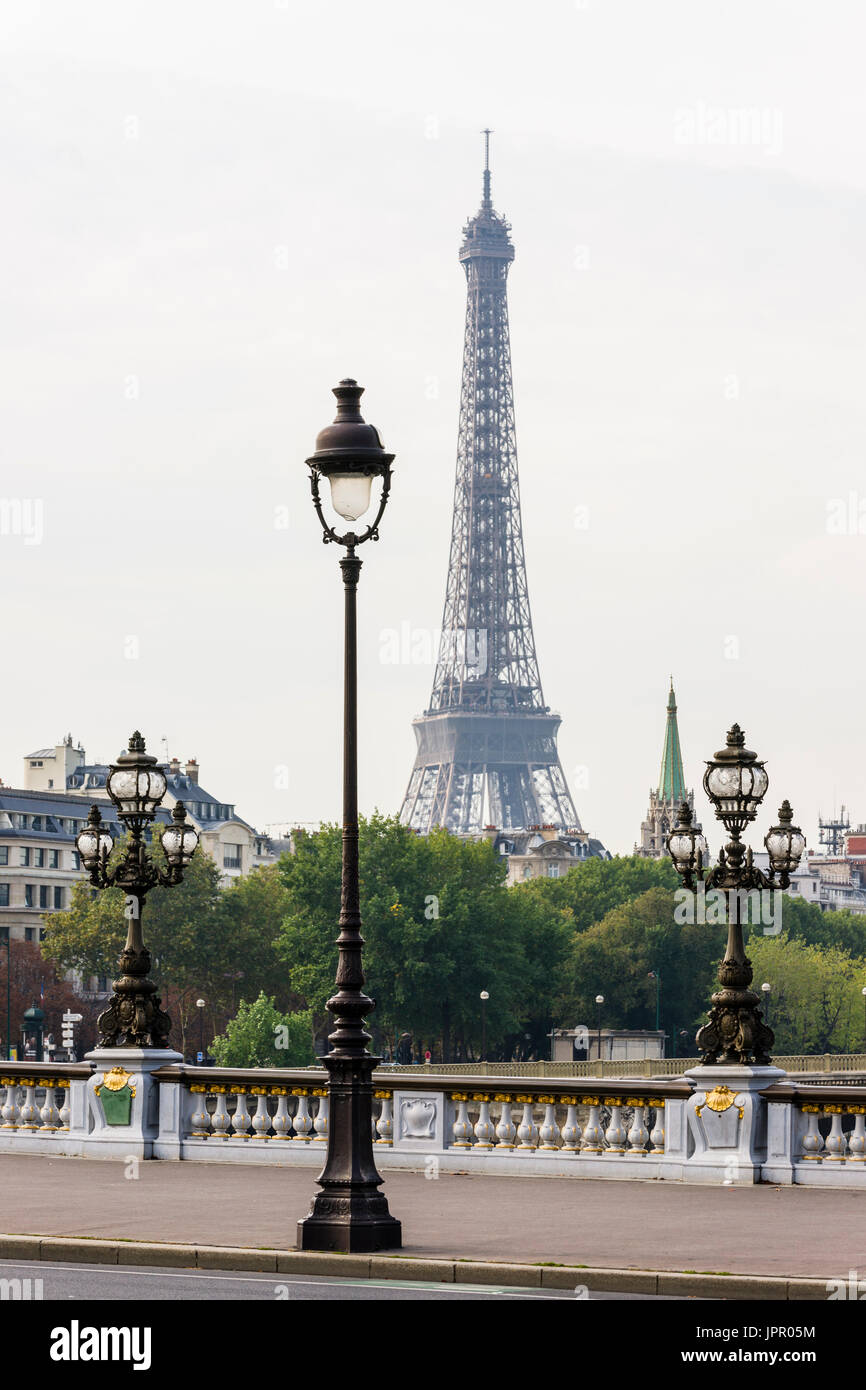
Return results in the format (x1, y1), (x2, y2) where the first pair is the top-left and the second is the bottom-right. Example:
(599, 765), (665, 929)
(400, 142), (586, 836)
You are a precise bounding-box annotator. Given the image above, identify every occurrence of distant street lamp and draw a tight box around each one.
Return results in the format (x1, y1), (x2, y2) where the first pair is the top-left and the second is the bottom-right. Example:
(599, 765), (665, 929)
(761, 982), (771, 1029)
(595, 994), (604, 1065)
(480, 991), (489, 1061)
(196, 998), (206, 1061)
(296, 379), (401, 1254)
(668, 725), (805, 1065)
(648, 970), (661, 1032)
(76, 731), (199, 1047)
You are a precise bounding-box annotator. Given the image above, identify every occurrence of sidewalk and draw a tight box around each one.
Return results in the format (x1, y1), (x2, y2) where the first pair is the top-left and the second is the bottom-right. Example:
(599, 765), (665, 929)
(2, 1154), (863, 1282)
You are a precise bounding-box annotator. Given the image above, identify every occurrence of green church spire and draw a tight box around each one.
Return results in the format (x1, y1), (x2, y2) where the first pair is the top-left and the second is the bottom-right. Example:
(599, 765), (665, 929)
(658, 678), (686, 803)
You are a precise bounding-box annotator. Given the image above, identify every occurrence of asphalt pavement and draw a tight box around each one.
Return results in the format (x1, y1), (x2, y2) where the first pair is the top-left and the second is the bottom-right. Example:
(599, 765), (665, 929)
(1, 1153), (862, 1282)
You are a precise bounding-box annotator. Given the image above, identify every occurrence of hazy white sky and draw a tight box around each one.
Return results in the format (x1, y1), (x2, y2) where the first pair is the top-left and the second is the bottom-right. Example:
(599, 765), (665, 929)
(2, 1), (865, 854)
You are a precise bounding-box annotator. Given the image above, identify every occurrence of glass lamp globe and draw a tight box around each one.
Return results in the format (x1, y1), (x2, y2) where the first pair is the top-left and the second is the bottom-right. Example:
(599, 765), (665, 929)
(161, 803), (200, 868)
(328, 471), (375, 522)
(765, 801), (806, 876)
(667, 803), (708, 876)
(76, 805), (113, 871)
(703, 725), (768, 826)
(107, 732), (167, 820)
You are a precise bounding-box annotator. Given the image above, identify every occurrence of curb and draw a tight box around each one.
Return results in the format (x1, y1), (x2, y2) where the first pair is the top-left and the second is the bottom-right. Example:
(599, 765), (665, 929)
(0, 1234), (831, 1299)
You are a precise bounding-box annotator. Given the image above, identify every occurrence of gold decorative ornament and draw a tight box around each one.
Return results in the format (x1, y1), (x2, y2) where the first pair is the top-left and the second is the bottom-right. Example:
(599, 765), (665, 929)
(96, 1066), (136, 1098)
(695, 1084), (739, 1118)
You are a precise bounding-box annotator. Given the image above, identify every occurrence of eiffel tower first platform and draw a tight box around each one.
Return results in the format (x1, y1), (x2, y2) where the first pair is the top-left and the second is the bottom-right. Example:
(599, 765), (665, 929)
(400, 136), (591, 838)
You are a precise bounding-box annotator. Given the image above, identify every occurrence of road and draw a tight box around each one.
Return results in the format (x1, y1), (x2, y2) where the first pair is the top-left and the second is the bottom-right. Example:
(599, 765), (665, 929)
(0, 1260), (688, 1301)
(2, 1154), (862, 1279)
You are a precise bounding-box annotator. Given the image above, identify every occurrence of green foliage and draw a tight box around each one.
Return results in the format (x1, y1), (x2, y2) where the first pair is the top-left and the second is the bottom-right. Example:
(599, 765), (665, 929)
(559, 885), (719, 1038)
(515, 854), (678, 934)
(743, 934), (866, 1054)
(277, 815), (555, 1055)
(209, 992), (315, 1068)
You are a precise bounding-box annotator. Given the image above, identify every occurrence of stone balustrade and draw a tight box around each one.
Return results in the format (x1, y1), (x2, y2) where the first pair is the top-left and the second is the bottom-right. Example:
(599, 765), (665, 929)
(0, 1063), (93, 1151)
(763, 1081), (866, 1187)
(1, 1059), (865, 1187)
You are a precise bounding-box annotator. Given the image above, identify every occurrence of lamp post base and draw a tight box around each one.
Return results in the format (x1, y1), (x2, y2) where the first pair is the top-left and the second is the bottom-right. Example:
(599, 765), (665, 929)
(297, 1195), (402, 1253)
(296, 1052), (402, 1253)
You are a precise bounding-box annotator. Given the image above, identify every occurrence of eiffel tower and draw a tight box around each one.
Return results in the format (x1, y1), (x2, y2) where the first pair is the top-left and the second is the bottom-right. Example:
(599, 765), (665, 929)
(400, 135), (584, 836)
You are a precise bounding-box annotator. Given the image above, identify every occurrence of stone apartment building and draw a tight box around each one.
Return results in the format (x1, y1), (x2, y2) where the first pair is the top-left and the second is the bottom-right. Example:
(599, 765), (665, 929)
(0, 738), (277, 950)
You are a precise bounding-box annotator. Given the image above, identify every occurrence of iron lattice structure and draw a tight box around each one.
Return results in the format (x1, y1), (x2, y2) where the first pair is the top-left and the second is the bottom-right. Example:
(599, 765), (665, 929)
(400, 140), (581, 835)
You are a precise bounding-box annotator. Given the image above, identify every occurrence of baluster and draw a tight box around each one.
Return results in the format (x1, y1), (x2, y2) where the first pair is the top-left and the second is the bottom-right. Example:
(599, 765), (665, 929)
(848, 1110), (866, 1161)
(561, 1098), (582, 1152)
(271, 1089), (292, 1139)
(649, 1102), (665, 1154)
(374, 1092), (393, 1145)
(18, 1081), (39, 1130)
(230, 1087), (252, 1141)
(824, 1108), (847, 1161)
(292, 1091), (313, 1142)
(210, 1088), (230, 1141)
(626, 1098), (649, 1155)
(313, 1089), (328, 1142)
(539, 1097), (560, 1150)
(516, 1097), (539, 1150)
(494, 1096), (516, 1149)
(57, 1081), (71, 1132)
(800, 1107), (824, 1160)
(473, 1095), (495, 1149)
(451, 1093), (473, 1148)
(1, 1081), (20, 1130)
(604, 1100), (626, 1154)
(189, 1085), (211, 1139)
(251, 1088), (271, 1139)
(39, 1080), (60, 1132)
(580, 1097), (603, 1154)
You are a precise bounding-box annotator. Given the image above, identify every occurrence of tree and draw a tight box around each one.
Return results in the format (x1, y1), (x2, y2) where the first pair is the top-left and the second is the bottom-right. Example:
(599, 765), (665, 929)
(743, 933), (866, 1054)
(515, 854), (679, 935)
(559, 885), (720, 1041)
(0, 939), (92, 1056)
(209, 992), (315, 1068)
(277, 815), (545, 1060)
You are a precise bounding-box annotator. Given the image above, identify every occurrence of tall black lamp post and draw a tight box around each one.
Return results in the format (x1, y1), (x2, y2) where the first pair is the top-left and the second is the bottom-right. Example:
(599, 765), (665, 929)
(595, 993), (604, 1066)
(480, 990), (489, 1061)
(297, 379), (402, 1253)
(76, 732), (199, 1047)
(667, 724), (805, 1065)
(761, 982), (771, 1029)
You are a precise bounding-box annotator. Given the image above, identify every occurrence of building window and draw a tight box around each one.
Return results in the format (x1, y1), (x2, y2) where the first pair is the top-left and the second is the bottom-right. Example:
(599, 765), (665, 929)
(523, 865), (532, 879)
(35, 848), (45, 868)
(25, 927), (36, 942)
(20, 848), (31, 867)
(72, 851), (81, 871)
(0, 884), (9, 907)
(39, 885), (49, 909)
(0, 847), (7, 865)
(547, 863), (561, 878)
(223, 845), (243, 870)
(49, 850), (59, 869)
(25, 884), (35, 908)
(54, 886), (64, 910)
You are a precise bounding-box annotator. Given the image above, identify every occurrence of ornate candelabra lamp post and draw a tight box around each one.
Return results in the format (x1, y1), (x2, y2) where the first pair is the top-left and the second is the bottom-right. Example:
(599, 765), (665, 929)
(296, 379), (402, 1253)
(76, 731), (199, 1048)
(667, 724), (805, 1066)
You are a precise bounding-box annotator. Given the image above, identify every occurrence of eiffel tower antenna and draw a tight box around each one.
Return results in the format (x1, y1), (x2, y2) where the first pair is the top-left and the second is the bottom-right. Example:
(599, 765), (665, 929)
(400, 146), (590, 837)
